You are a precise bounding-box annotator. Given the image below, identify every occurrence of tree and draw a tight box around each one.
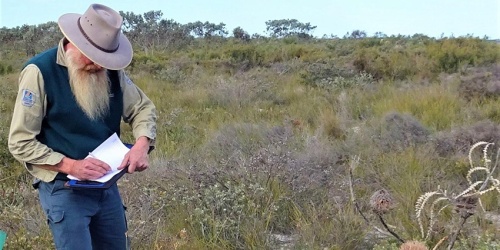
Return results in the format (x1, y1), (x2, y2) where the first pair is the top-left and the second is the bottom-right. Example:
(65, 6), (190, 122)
(0, 27), (23, 45)
(37, 21), (61, 49)
(141, 10), (164, 54)
(119, 11), (145, 46)
(158, 19), (192, 48)
(232, 27), (250, 41)
(265, 19), (316, 38)
(21, 25), (37, 56)
(346, 30), (367, 39)
(119, 11), (144, 33)
(202, 22), (228, 38)
(185, 21), (228, 38)
(374, 32), (387, 38)
(119, 10), (167, 54)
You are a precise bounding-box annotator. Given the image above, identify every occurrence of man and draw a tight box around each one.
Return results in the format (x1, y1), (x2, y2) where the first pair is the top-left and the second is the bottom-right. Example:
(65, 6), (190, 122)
(8, 4), (157, 250)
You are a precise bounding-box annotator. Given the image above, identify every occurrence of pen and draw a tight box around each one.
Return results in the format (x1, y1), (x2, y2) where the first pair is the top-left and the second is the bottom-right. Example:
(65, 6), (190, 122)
(88, 153), (114, 174)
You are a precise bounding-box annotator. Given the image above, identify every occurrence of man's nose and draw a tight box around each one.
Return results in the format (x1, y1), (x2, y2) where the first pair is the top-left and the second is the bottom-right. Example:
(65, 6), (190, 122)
(82, 56), (103, 69)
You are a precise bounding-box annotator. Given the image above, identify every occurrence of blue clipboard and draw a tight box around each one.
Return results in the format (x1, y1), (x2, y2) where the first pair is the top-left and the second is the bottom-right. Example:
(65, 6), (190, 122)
(66, 167), (128, 189)
(65, 143), (154, 189)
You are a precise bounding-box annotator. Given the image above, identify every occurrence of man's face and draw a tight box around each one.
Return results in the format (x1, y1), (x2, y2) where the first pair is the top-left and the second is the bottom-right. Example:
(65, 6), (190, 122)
(65, 43), (104, 73)
(65, 43), (110, 120)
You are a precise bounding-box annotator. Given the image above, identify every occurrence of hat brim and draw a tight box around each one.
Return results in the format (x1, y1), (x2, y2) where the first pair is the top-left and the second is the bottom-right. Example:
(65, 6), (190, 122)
(58, 13), (133, 70)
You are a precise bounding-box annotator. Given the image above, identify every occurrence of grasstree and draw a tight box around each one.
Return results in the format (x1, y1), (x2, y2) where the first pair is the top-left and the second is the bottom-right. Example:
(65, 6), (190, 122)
(415, 141), (500, 250)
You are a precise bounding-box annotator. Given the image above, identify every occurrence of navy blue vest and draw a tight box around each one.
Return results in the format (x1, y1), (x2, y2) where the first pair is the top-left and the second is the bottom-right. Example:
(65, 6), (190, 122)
(25, 47), (123, 160)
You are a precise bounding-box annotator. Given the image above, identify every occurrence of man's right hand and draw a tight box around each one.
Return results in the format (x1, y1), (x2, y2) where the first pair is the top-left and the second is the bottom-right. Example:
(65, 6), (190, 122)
(69, 158), (112, 180)
(34, 156), (112, 181)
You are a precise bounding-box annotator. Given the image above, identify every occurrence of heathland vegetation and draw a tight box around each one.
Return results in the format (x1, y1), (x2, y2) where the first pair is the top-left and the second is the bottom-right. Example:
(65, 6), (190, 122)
(1, 10), (499, 249)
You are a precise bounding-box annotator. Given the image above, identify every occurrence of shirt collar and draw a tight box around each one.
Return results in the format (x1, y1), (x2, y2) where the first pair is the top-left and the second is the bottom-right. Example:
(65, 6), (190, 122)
(56, 38), (69, 67)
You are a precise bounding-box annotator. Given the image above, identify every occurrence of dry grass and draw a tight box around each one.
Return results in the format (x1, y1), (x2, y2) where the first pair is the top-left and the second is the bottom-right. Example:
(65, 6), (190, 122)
(0, 40), (499, 249)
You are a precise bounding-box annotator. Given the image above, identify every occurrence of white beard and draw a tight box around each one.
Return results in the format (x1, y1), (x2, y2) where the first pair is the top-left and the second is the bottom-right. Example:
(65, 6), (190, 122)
(66, 48), (110, 120)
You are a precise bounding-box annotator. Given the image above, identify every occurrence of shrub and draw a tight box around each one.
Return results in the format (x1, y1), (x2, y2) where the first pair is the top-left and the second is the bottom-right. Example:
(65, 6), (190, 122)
(206, 75), (275, 109)
(458, 64), (500, 101)
(352, 47), (420, 81)
(223, 44), (264, 70)
(0, 63), (13, 75)
(232, 27), (250, 42)
(199, 121), (348, 208)
(372, 112), (431, 152)
(427, 38), (499, 74)
(434, 120), (500, 157)
(300, 61), (373, 90)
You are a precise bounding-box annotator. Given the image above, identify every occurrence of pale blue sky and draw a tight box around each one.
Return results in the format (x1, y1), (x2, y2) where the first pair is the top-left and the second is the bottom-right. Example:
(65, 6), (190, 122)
(1, 0), (499, 39)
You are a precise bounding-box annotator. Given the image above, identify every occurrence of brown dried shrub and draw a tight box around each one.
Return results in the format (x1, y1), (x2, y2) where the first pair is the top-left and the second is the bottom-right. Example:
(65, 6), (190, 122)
(373, 112), (431, 152)
(434, 120), (500, 157)
(458, 64), (500, 101)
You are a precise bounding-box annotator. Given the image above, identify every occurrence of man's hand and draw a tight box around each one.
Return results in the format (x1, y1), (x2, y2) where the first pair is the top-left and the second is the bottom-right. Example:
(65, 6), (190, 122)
(70, 158), (111, 180)
(118, 136), (150, 173)
(34, 156), (111, 181)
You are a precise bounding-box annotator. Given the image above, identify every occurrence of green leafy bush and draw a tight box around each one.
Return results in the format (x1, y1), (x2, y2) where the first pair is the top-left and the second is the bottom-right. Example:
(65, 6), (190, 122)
(427, 37), (500, 73)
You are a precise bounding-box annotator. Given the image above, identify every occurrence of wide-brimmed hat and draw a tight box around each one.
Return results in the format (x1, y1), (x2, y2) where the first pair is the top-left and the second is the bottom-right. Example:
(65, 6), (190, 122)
(58, 4), (132, 70)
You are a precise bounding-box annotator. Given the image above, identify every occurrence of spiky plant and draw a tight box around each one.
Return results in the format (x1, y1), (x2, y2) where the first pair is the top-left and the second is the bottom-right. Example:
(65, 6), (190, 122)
(414, 141), (500, 249)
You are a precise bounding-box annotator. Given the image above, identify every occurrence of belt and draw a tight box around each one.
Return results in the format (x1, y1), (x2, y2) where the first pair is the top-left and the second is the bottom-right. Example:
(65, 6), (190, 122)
(32, 173), (70, 189)
(54, 172), (70, 181)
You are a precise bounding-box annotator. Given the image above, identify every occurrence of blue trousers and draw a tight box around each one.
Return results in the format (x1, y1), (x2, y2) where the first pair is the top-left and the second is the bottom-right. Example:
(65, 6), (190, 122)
(38, 180), (127, 250)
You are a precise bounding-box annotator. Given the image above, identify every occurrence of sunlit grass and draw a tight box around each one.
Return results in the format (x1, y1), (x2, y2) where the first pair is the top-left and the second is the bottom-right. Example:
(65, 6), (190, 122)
(368, 83), (465, 131)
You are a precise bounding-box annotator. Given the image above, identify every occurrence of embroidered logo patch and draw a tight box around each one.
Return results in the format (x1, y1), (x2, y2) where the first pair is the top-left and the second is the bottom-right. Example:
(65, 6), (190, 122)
(125, 75), (133, 85)
(21, 89), (35, 107)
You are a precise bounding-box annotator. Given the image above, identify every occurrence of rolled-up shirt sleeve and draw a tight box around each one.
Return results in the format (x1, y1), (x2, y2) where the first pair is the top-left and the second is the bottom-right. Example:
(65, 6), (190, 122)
(120, 71), (157, 146)
(8, 65), (65, 181)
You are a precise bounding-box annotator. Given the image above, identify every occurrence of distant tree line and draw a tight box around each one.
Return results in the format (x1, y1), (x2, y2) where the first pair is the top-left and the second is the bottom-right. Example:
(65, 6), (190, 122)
(0, 9), (495, 62)
(0, 10), (317, 56)
(0, 21), (61, 57)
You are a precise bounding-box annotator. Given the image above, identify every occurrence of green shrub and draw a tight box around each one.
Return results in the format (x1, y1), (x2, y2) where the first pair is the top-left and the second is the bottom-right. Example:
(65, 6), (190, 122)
(223, 44), (264, 69)
(300, 61), (373, 90)
(427, 38), (500, 73)
(353, 47), (420, 80)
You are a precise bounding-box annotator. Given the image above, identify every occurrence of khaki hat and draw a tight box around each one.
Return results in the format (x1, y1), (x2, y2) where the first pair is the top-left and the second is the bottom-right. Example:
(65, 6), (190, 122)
(58, 4), (132, 70)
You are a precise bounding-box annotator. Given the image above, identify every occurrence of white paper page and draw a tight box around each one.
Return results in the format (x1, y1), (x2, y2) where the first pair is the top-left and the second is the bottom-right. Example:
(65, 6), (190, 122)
(68, 133), (130, 183)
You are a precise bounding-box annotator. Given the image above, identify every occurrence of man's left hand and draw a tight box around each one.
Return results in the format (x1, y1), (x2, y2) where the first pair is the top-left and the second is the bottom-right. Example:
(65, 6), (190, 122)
(118, 136), (150, 173)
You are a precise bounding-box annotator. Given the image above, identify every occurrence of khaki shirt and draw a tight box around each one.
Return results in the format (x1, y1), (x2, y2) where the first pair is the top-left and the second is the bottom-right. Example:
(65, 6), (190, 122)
(8, 39), (157, 182)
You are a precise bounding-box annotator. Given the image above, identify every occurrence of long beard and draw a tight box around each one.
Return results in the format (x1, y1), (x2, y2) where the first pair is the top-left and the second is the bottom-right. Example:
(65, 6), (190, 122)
(66, 49), (110, 120)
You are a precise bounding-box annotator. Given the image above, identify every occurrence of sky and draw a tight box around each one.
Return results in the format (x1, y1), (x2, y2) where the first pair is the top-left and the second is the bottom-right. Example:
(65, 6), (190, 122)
(1, 0), (499, 39)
